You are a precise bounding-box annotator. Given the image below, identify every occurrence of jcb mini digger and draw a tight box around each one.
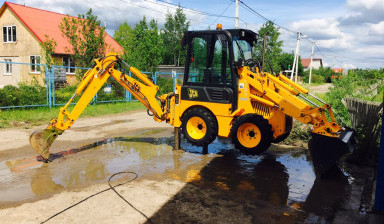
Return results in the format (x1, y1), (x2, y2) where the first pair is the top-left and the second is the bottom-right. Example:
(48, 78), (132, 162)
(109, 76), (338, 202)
(30, 26), (355, 174)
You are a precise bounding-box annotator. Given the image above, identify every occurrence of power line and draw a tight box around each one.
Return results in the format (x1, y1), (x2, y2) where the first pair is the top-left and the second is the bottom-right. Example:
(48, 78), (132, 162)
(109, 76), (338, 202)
(208, 1), (234, 27)
(238, 0), (297, 34)
(85, 0), (166, 22)
(145, 0), (236, 19)
(87, 0), (213, 27)
(314, 44), (384, 64)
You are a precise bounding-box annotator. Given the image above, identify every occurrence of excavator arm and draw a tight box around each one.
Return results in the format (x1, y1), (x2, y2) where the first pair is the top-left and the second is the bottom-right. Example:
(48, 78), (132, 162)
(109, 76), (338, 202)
(30, 53), (170, 161)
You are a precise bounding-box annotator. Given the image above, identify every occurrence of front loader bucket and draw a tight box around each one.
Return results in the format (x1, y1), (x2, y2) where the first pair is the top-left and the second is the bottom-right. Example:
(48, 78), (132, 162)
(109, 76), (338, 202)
(29, 128), (62, 161)
(308, 128), (356, 175)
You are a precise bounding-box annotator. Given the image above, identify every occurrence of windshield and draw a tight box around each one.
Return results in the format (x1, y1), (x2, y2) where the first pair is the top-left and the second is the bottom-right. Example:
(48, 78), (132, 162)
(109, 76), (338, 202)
(233, 39), (253, 62)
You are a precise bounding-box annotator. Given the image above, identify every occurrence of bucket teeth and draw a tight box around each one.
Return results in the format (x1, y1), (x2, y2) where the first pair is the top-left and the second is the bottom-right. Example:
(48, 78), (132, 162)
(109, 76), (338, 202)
(29, 128), (61, 161)
(308, 129), (356, 175)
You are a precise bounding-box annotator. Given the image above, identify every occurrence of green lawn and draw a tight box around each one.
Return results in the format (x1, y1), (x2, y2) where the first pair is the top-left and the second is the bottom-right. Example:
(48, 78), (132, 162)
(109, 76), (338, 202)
(0, 101), (145, 128)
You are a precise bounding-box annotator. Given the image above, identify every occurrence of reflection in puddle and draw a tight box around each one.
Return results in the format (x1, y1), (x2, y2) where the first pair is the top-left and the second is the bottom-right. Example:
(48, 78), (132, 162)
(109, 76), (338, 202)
(0, 135), (350, 221)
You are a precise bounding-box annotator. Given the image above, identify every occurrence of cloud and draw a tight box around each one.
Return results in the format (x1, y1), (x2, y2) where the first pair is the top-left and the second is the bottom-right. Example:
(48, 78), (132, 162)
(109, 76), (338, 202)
(341, 0), (384, 25)
(291, 18), (343, 40)
(341, 63), (357, 70)
(346, 0), (384, 12)
(12, 0), (383, 68)
(16, 0), (206, 34)
(371, 21), (384, 34)
(285, 0), (384, 68)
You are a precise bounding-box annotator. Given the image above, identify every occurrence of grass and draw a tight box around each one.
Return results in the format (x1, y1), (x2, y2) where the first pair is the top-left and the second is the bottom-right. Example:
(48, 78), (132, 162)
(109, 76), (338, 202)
(301, 82), (326, 88)
(0, 101), (145, 128)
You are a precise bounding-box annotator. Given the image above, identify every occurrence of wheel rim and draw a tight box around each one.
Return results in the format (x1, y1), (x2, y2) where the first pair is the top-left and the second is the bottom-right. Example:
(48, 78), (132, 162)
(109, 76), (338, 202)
(237, 123), (261, 148)
(186, 116), (207, 140)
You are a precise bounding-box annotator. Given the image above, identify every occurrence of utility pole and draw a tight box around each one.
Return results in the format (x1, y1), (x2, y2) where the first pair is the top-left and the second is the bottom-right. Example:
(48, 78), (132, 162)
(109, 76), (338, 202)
(262, 33), (267, 72)
(309, 41), (315, 84)
(295, 33), (302, 82)
(290, 32), (300, 80)
(235, 0), (239, 29)
(290, 32), (304, 82)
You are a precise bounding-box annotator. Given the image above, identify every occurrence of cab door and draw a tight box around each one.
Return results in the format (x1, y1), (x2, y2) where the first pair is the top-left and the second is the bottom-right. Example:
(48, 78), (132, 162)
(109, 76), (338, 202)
(181, 32), (238, 112)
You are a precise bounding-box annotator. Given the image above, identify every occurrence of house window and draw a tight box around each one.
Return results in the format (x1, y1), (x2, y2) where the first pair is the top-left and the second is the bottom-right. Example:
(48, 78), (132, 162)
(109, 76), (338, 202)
(4, 59), (12, 75)
(2, 26), (17, 43)
(30, 56), (41, 73)
(63, 56), (75, 74)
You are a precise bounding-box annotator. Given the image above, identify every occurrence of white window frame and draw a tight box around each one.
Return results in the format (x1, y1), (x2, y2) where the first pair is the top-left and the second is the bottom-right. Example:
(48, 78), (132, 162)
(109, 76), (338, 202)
(4, 59), (12, 75)
(2, 25), (17, 43)
(30, 55), (41, 74)
(63, 56), (76, 74)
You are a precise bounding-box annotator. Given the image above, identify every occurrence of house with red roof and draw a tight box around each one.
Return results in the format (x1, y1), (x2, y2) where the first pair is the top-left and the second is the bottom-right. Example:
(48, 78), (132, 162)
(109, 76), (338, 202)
(301, 58), (323, 70)
(0, 2), (123, 87)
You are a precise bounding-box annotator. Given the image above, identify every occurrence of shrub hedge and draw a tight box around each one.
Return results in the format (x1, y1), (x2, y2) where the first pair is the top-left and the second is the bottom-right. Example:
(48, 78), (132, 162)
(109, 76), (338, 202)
(0, 82), (46, 107)
(0, 75), (178, 107)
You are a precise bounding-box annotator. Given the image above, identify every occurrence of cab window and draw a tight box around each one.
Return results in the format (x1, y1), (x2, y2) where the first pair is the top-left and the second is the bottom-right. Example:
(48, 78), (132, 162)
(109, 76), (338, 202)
(187, 34), (232, 86)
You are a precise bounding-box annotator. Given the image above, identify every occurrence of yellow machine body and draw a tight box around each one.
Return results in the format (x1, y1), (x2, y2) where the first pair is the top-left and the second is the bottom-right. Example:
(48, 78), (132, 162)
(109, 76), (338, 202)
(30, 28), (355, 174)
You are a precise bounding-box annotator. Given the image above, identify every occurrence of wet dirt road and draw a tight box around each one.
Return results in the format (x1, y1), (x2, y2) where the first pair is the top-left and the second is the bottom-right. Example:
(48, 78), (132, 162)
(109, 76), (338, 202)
(0, 112), (382, 223)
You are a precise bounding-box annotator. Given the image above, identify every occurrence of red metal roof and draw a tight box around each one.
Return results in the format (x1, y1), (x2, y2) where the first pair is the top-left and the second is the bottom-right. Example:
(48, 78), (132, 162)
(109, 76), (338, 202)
(301, 58), (323, 68)
(2, 2), (123, 55)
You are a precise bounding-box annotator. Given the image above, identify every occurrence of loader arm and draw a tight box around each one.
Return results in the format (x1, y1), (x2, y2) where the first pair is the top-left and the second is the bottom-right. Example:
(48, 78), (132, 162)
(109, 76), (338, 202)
(237, 66), (342, 137)
(237, 66), (355, 173)
(30, 53), (168, 160)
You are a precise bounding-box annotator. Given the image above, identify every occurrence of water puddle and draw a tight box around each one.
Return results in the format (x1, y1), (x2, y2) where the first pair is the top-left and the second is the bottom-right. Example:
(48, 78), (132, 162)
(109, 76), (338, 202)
(0, 134), (351, 219)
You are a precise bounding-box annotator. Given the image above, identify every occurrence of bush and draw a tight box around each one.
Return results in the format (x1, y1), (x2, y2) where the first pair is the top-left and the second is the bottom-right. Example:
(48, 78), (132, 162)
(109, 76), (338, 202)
(303, 74), (325, 83)
(0, 81), (46, 107)
(18, 82), (46, 105)
(157, 77), (174, 95)
(303, 67), (333, 83)
(0, 85), (20, 106)
(325, 69), (384, 126)
(55, 85), (77, 104)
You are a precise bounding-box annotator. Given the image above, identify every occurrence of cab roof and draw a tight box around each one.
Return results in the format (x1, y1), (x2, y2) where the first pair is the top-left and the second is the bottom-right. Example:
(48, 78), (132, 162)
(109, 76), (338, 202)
(182, 28), (258, 47)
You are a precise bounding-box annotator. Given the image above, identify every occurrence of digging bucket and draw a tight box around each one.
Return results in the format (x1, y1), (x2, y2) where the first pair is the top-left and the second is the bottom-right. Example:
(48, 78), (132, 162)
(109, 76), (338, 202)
(308, 128), (356, 175)
(29, 128), (62, 161)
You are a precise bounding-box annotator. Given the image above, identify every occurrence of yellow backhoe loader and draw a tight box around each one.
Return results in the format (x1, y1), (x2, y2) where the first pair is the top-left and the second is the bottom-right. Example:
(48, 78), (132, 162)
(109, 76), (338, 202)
(30, 26), (355, 174)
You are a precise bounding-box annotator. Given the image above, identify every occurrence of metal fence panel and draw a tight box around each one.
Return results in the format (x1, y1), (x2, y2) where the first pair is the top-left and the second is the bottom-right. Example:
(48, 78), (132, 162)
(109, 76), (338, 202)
(0, 61), (183, 109)
(0, 60), (49, 109)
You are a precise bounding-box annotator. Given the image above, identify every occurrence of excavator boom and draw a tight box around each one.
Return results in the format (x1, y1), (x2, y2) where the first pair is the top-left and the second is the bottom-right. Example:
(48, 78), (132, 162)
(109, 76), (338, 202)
(30, 53), (168, 161)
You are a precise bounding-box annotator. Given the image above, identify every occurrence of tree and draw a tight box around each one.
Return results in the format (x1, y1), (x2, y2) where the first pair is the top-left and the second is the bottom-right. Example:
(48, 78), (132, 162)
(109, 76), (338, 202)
(279, 52), (303, 75)
(60, 9), (106, 71)
(115, 17), (163, 73)
(114, 22), (134, 61)
(161, 7), (190, 66)
(254, 21), (283, 73)
(40, 35), (58, 70)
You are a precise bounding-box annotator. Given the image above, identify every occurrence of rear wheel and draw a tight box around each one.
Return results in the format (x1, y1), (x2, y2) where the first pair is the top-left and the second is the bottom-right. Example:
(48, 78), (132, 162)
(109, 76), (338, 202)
(182, 108), (218, 146)
(231, 114), (273, 155)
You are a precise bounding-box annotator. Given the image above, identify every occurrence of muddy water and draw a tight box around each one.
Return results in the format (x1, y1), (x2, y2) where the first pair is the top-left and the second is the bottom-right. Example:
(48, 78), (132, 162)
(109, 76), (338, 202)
(0, 130), (351, 222)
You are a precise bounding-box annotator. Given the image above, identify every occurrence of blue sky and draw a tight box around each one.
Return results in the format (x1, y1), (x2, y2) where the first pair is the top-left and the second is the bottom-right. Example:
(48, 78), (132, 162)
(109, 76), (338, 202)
(2, 0), (383, 68)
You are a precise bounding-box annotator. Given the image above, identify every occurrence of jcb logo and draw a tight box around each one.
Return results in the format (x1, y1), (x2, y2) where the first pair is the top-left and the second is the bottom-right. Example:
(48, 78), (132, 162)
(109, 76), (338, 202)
(188, 88), (198, 99)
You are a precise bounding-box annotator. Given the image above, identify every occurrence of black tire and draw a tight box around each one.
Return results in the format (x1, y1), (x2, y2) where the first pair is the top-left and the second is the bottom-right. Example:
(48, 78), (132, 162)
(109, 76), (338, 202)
(231, 114), (273, 155)
(272, 115), (293, 143)
(181, 107), (218, 146)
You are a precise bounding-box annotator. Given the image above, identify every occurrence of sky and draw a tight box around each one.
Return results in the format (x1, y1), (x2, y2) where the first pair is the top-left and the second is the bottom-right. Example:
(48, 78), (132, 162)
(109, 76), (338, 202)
(2, 0), (384, 69)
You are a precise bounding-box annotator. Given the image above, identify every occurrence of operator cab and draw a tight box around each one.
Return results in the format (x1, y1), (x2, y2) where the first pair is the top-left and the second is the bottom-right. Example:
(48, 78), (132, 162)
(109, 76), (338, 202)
(181, 28), (258, 112)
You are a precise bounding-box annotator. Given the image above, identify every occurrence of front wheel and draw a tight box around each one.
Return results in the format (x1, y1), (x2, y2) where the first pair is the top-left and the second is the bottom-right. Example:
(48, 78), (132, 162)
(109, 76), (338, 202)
(181, 108), (218, 146)
(231, 114), (273, 155)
